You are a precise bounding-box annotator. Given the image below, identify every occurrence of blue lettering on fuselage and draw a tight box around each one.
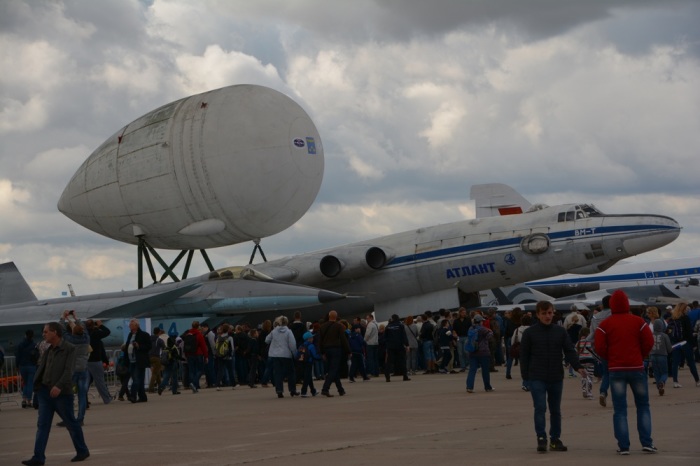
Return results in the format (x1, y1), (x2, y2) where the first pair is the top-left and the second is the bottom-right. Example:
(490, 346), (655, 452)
(446, 262), (496, 279)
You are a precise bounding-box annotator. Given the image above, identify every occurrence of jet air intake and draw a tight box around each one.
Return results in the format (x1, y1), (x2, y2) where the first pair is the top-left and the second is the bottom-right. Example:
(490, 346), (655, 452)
(320, 246), (393, 279)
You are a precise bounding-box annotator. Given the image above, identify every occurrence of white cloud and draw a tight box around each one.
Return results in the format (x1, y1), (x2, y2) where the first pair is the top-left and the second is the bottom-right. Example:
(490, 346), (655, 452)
(1, 0), (698, 302)
(175, 45), (283, 94)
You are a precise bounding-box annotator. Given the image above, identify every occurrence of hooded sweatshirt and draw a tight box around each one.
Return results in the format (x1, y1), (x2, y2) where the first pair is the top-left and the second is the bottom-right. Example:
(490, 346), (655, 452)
(594, 290), (654, 372)
(650, 319), (673, 356)
(265, 325), (297, 359)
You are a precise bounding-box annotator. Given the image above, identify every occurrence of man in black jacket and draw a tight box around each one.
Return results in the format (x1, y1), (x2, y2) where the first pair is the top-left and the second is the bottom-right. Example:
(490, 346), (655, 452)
(520, 301), (587, 454)
(319, 310), (350, 397)
(419, 315), (436, 374)
(125, 319), (152, 403)
(384, 314), (410, 382)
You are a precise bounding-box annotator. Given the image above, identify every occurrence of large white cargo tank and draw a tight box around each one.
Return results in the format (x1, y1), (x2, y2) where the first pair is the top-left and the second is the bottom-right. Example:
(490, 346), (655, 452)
(58, 85), (323, 249)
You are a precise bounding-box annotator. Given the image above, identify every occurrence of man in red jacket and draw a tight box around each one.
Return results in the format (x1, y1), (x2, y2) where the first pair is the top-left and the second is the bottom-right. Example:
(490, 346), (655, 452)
(595, 290), (655, 455)
(182, 321), (208, 393)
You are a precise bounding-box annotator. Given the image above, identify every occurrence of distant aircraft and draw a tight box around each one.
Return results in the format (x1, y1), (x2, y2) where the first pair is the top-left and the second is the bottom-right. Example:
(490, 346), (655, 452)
(527, 256), (700, 295)
(0, 262), (345, 348)
(250, 194), (681, 321)
(479, 257), (700, 311)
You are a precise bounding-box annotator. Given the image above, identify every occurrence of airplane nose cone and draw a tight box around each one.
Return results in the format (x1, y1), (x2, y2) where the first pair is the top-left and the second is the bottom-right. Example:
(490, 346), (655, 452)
(623, 215), (681, 256)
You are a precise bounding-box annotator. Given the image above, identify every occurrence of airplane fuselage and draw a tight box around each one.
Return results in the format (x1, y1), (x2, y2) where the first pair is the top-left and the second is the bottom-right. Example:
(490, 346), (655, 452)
(254, 203), (679, 320)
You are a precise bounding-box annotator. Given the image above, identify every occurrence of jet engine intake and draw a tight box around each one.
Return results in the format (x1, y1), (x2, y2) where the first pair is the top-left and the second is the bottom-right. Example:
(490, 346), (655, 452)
(319, 246), (393, 279)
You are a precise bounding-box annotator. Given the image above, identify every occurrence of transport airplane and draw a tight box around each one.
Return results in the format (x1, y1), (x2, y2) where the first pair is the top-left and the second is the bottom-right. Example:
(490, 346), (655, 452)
(250, 195), (680, 321)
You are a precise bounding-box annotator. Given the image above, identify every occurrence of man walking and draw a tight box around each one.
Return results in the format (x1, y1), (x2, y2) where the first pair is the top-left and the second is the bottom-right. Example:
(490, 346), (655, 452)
(22, 322), (90, 465)
(84, 319), (112, 405)
(520, 301), (587, 453)
(319, 310), (350, 397)
(595, 290), (655, 455)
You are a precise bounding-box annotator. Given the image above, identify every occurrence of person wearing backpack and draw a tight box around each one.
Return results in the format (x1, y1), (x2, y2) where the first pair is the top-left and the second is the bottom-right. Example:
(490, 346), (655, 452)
(158, 335), (183, 395)
(16, 329), (39, 409)
(466, 314), (495, 393)
(214, 324), (236, 390)
(668, 302), (700, 388)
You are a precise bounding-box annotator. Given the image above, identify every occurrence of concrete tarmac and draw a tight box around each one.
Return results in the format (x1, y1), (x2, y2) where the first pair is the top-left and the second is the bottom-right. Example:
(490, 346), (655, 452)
(1, 370), (698, 465)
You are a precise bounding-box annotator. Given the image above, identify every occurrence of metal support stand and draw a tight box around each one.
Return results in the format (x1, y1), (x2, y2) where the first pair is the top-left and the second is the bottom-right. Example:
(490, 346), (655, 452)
(248, 239), (267, 264)
(136, 236), (215, 289)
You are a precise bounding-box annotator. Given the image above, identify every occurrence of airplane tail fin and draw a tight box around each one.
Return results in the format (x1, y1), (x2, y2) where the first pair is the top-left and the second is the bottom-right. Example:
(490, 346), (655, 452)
(0, 262), (38, 305)
(470, 183), (532, 218)
(480, 285), (554, 307)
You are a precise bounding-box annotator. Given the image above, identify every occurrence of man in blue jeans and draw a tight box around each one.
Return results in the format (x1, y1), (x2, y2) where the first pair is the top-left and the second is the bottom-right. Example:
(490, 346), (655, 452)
(520, 301), (587, 454)
(23, 322), (90, 465)
(595, 290), (655, 455)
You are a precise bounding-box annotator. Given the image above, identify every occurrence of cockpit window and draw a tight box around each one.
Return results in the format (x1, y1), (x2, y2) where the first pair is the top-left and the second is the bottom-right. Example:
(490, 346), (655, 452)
(559, 204), (605, 222)
(207, 266), (273, 282)
(580, 204), (603, 217)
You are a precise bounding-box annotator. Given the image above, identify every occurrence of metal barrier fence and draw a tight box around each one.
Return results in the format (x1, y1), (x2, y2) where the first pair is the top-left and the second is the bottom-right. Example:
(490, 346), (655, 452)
(0, 356), (21, 408)
(0, 349), (191, 408)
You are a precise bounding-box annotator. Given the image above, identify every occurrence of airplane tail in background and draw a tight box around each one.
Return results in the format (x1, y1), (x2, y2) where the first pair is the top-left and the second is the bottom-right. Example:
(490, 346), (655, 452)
(470, 183), (532, 218)
(480, 285), (555, 307)
(0, 262), (38, 306)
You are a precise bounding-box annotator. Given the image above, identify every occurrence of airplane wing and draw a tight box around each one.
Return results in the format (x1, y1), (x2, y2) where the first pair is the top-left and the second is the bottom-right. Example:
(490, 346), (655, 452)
(88, 283), (202, 319)
(0, 283), (201, 328)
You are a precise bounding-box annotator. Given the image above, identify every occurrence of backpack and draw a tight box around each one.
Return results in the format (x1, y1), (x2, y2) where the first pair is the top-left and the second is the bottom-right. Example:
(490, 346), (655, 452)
(295, 343), (308, 363)
(160, 347), (170, 366)
(183, 332), (198, 354)
(666, 319), (683, 343)
(29, 344), (40, 365)
(464, 326), (480, 353)
(116, 352), (129, 377)
(215, 336), (232, 359)
(509, 328), (521, 359)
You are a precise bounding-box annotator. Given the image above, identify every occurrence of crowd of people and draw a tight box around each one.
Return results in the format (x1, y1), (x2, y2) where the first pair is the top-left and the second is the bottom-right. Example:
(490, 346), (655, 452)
(11, 298), (700, 463)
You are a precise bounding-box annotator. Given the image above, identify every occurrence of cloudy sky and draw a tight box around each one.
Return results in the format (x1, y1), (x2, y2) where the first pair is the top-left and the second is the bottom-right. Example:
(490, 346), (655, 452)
(1, 0), (699, 299)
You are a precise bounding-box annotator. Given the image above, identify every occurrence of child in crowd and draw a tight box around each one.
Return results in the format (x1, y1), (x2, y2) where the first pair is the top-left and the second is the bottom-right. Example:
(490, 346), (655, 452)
(576, 328), (595, 399)
(299, 331), (321, 397)
(650, 319), (673, 395)
(348, 325), (369, 382)
(116, 344), (131, 401)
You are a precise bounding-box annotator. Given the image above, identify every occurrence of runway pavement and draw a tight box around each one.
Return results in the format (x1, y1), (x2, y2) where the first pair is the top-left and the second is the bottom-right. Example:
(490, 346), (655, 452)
(1, 369), (698, 465)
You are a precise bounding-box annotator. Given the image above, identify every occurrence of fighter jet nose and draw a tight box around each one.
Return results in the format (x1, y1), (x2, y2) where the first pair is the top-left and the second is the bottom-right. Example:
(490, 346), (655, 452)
(318, 290), (347, 303)
(622, 215), (681, 256)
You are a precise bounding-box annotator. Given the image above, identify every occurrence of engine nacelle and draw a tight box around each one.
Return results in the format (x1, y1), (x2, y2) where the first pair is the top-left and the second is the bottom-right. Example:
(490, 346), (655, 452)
(320, 246), (393, 279)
